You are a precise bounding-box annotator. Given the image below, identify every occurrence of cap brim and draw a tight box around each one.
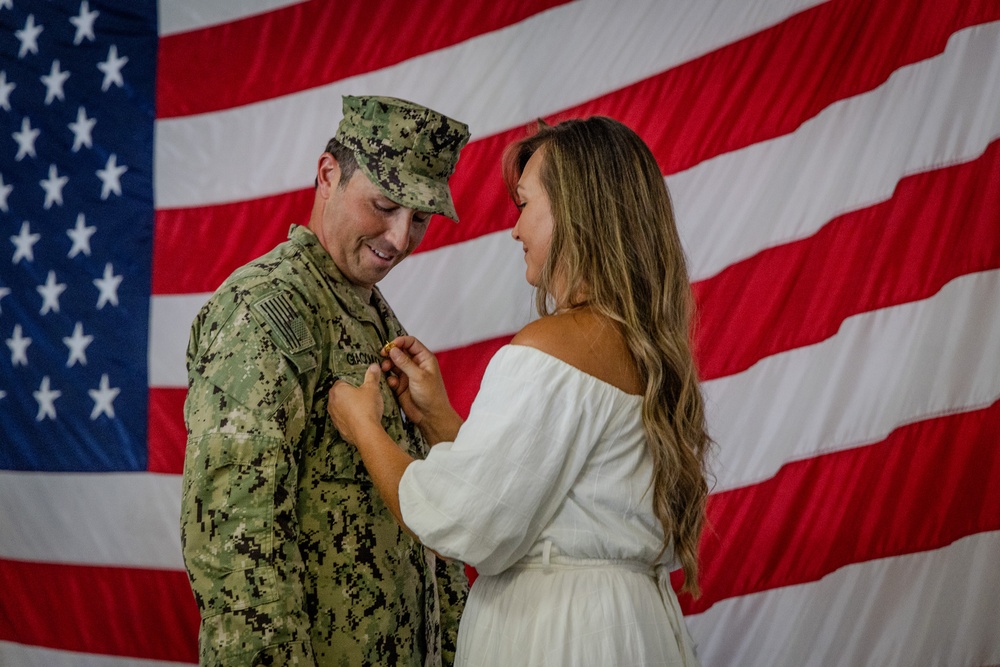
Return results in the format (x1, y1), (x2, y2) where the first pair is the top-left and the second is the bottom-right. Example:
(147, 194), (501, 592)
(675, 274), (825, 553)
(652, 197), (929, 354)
(356, 158), (460, 223)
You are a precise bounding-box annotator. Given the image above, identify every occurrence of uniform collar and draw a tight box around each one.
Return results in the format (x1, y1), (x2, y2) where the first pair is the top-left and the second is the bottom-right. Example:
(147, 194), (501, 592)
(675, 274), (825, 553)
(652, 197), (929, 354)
(287, 224), (399, 335)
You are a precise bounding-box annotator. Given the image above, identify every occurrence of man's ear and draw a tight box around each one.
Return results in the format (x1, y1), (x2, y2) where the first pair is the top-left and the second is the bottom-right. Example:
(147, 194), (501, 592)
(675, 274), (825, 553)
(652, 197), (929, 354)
(316, 152), (341, 196)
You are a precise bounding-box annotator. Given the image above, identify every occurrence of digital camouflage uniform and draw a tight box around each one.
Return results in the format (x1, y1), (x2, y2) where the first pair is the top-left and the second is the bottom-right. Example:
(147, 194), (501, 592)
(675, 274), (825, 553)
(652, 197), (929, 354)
(180, 96), (470, 667)
(182, 225), (466, 666)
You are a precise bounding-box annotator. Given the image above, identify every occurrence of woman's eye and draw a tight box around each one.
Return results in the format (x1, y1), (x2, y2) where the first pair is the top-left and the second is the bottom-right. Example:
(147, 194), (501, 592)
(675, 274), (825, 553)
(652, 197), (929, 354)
(515, 201), (526, 211)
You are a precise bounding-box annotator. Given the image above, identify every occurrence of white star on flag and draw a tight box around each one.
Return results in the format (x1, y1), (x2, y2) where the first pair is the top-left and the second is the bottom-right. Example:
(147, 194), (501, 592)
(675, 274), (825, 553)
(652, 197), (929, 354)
(33, 376), (61, 421)
(70, 1), (100, 46)
(63, 322), (94, 367)
(37, 270), (67, 315)
(68, 106), (96, 152)
(67, 213), (96, 258)
(41, 59), (70, 105)
(15, 14), (43, 59)
(40, 163), (69, 209)
(0, 0), (12, 12)
(0, 173), (12, 212)
(0, 285), (9, 314)
(94, 262), (122, 309)
(11, 221), (41, 264)
(13, 116), (40, 161)
(96, 153), (126, 199)
(0, 71), (14, 111)
(97, 44), (127, 92)
(88, 374), (120, 420)
(6, 324), (31, 367)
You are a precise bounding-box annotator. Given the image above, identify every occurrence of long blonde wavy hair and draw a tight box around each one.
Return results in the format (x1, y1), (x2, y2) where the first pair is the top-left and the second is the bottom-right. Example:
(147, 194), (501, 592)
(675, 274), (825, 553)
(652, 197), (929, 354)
(503, 117), (713, 596)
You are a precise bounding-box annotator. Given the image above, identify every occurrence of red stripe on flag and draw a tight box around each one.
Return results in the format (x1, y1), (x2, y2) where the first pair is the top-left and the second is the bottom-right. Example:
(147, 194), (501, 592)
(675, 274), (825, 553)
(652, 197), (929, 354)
(156, 0), (569, 119)
(148, 387), (188, 474)
(674, 398), (1000, 614)
(0, 558), (199, 662)
(692, 136), (1000, 381)
(152, 189), (312, 294)
(152, 0), (1000, 295)
(437, 334), (513, 419)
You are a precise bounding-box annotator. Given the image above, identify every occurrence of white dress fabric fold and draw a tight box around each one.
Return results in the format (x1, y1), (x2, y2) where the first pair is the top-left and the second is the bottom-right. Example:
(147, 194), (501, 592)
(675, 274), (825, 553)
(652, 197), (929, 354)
(399, 345), (700, 666)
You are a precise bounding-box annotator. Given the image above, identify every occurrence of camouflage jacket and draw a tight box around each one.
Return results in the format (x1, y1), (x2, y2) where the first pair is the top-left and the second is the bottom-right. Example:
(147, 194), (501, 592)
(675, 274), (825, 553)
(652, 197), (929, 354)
(180, 224), (466, 666)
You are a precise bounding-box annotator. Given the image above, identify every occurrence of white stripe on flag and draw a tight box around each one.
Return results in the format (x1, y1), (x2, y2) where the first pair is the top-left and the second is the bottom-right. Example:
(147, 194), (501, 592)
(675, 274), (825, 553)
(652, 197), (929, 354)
(378, 232), (536, 348)
(0, 641), (194, 667)
(157, 0), (307, 36)
(704, 268), (1000, 492)
(672, 18), (1000, 281)
(0, 471), (183, 568)
(686, 530), (1000, 667)
(149, 294), (205, 388)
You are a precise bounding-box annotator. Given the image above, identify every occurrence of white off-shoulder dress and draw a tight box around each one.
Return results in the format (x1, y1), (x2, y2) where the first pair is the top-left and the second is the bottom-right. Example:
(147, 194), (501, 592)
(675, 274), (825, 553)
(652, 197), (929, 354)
(399, 345), (700, 667)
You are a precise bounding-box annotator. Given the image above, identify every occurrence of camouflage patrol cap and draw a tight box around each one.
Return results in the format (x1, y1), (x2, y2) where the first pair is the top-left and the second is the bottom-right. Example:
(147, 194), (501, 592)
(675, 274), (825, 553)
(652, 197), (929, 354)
(335, 95), (471, 222)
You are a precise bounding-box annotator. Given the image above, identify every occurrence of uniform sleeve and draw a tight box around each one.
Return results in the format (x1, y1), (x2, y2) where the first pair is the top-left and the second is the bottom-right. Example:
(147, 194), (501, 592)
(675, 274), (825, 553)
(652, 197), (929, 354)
(398, 346), (614, 575)
(435, 555), (468, 666)
(180, 296), (317, 667)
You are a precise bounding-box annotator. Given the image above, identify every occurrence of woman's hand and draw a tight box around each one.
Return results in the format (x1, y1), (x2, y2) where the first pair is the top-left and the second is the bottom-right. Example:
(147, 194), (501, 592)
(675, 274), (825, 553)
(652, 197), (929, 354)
(381, 336), (463, 444)
(327, 364), (384, 447)
(380, 336), (445, 424)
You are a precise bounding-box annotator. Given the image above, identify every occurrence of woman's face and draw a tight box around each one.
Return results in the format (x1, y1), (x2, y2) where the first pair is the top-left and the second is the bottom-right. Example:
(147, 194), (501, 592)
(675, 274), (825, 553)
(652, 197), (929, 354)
(511, 149), (554, 287)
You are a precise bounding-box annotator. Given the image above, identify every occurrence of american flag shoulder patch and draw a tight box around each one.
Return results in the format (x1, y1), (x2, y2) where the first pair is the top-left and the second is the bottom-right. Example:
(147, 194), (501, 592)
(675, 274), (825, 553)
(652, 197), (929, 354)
(250, 292), (316, 358)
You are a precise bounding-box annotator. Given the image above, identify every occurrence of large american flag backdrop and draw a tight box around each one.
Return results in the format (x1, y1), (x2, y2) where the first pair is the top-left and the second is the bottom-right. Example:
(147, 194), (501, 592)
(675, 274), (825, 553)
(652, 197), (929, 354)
(1, 0), (998, 665)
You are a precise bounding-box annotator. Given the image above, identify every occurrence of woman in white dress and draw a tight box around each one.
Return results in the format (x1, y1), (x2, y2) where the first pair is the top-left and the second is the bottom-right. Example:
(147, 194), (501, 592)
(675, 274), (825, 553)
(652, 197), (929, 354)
(328, 117), (712, 666)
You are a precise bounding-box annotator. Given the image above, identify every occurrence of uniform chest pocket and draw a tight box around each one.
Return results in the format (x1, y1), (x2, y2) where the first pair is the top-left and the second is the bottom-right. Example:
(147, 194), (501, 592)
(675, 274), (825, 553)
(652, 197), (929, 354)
(312, 355), (420, 482)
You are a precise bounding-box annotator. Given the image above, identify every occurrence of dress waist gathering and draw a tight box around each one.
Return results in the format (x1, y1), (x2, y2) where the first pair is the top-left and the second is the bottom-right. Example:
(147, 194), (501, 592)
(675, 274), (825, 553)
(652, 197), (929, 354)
(491, 541), (698, 667)
(509, 540), (661, 576)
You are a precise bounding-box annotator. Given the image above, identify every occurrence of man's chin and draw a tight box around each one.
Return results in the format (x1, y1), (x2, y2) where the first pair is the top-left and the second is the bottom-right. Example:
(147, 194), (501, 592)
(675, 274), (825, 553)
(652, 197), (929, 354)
(360, 266), (394, 289)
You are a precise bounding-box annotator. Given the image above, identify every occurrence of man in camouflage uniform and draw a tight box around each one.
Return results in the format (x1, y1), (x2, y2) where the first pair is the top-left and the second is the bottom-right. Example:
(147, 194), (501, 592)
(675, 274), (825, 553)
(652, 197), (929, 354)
(180, 96), (471, 666)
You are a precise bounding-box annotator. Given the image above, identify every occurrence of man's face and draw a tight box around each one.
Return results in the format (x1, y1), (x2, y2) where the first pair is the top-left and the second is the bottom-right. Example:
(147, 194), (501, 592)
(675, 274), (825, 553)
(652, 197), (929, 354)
(315, 160), (431, 294)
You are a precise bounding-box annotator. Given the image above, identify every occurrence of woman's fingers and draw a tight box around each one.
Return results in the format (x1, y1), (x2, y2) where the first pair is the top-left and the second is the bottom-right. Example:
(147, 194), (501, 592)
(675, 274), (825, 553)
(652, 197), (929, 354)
(388, 345), (418, 375)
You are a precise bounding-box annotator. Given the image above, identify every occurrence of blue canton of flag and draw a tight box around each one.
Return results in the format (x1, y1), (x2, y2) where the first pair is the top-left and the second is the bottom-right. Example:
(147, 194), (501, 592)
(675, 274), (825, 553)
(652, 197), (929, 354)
(0, 0), (156, 471)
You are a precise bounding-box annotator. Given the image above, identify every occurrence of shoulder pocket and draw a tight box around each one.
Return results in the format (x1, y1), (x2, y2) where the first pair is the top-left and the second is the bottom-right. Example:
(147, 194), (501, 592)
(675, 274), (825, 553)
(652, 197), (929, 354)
(194, 306), (301, 415)
(250, 292), (318, 374)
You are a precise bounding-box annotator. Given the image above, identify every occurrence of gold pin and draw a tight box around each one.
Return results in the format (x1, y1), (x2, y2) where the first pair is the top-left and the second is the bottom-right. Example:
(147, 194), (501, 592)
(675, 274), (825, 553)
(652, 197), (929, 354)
(381, 341), (396, 355)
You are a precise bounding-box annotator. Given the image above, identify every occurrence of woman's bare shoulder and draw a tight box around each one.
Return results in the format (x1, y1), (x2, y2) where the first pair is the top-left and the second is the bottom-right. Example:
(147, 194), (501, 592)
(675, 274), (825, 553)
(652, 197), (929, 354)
(510, 314), (567, 351)
(510, 310), (642, 395)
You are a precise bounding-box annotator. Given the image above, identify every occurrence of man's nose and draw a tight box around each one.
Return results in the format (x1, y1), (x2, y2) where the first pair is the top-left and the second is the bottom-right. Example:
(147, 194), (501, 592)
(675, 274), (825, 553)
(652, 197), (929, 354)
(384, 212), (412, 251)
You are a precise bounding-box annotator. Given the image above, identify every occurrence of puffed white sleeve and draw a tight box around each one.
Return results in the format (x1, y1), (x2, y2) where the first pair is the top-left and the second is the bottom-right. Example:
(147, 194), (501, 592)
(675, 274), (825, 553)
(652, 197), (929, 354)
(398, 345), (617, 575)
